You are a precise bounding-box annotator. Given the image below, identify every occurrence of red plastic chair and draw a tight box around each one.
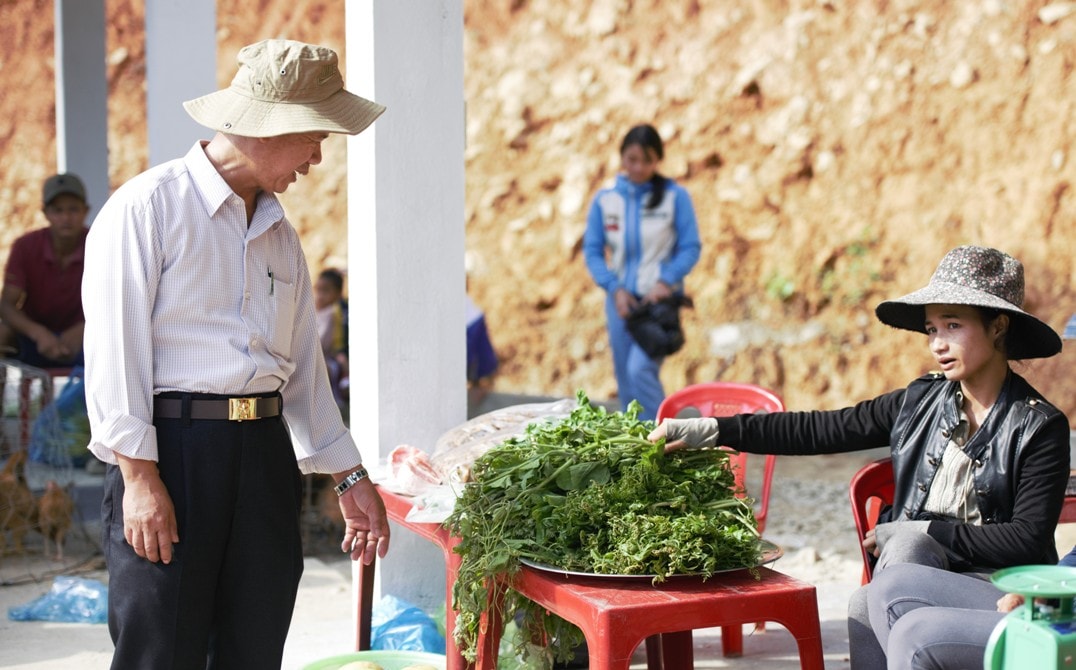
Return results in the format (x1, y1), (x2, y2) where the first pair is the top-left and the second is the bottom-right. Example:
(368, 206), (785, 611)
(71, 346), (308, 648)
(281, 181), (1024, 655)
(848, 457), (895, 584)
(656, 381), (784, 533)
(651, 381), (786, 659)
(850, 461), (1076, 584)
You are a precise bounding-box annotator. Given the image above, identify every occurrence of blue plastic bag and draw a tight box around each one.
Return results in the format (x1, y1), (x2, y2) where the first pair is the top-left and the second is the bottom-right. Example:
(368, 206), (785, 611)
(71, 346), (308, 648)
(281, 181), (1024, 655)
(370, 594), (446, 653)
(29, 366), (91, 467)
(8, 576), (108, 624)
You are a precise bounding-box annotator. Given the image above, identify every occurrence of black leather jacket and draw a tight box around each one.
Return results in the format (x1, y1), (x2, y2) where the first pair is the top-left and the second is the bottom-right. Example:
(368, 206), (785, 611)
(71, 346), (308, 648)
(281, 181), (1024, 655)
(718, 371), (1071, 568)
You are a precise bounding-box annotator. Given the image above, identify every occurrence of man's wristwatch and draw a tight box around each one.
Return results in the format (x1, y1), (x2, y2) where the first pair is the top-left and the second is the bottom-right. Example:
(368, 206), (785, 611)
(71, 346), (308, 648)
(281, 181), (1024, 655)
(334, 466), (369, 497)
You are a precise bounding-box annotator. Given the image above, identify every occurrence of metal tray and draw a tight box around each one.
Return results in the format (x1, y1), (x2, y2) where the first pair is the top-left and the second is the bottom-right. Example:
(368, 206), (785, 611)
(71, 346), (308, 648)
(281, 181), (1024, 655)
(518, 539), (783, 580)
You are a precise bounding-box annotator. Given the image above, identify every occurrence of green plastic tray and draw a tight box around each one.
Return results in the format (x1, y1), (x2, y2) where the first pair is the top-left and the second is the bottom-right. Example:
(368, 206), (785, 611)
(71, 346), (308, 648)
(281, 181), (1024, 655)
(302, 650), (447, 670)
(991, 565), (1076, 598)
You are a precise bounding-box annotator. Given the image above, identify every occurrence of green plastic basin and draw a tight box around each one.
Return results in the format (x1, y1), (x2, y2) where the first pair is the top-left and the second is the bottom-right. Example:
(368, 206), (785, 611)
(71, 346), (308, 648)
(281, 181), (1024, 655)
(302, 650), (447, 670)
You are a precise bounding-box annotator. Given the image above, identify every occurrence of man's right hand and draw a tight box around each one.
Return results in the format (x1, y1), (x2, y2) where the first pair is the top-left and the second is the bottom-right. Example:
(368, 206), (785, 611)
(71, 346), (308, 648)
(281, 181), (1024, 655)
(116, 454), (179, 564)
(33, 328), (70, 362)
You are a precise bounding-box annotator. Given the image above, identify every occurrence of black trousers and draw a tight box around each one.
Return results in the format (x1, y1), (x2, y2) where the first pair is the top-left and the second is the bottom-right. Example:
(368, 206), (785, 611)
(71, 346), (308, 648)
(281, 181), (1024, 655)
(102, 393), (304, 670)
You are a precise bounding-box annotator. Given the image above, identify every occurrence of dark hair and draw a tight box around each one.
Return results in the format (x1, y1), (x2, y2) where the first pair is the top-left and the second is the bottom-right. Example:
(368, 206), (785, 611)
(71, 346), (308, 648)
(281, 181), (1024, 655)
(620, 124), (668, 209)
(318, 268), (344, 293)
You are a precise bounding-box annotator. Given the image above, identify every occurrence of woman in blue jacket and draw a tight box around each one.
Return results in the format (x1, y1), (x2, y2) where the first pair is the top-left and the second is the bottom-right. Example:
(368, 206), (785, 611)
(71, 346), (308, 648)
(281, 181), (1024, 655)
(583, 124), (701, 420)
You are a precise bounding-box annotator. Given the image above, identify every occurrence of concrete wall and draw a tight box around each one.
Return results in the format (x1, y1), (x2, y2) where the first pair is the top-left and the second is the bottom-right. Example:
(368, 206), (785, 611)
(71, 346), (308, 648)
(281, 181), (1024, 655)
(346, 1), (466, 611)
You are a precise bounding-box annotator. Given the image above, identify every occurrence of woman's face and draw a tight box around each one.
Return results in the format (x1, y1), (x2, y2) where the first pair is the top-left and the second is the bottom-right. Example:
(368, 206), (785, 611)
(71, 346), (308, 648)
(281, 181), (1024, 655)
(621, 143), (660, 185)
(924, 304), (1006, 383)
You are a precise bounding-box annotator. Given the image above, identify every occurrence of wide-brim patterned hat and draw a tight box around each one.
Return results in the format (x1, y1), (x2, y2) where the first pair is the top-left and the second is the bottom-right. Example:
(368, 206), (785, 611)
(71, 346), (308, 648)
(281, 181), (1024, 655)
(183, 39), (385, 138)
(875, 245), (1062, 360)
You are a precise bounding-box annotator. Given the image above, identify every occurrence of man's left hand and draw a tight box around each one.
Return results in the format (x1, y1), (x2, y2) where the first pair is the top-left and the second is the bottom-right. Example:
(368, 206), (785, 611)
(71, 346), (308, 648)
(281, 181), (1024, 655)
(337, 476), (391, 564)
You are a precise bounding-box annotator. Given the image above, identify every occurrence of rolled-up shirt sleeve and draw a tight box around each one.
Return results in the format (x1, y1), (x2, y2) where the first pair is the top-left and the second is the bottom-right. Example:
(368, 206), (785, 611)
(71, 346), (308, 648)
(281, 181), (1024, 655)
(277, 244), (362, 475)
(81, 142), (365, 474)
(82, 187), (162, 464)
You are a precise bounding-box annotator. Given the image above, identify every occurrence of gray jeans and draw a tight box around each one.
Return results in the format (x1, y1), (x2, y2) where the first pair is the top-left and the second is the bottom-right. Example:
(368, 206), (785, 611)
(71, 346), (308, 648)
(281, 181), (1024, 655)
(847, 526), (955, 669)
(867, 563), (1003, 669)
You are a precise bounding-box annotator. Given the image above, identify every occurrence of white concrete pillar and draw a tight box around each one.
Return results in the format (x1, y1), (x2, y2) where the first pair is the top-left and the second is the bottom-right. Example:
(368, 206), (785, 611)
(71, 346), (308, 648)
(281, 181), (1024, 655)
(54, 0), (109, 220)
(144, 0), (216, 165)
(346, 1), (467, 612)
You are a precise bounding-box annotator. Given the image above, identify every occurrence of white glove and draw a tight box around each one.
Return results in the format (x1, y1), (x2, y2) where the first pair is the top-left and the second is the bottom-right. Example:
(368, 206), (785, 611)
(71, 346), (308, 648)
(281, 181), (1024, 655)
(662, 417), (721, 449)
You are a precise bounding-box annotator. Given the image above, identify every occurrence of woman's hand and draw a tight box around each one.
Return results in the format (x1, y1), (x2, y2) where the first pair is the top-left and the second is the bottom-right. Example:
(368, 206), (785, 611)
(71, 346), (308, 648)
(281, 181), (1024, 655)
(865, 521), (929, 559)
(614, 288), (638, 319)
(642, 281), (673, 305)
(996, 593), (1025, 613)
(863, 528), (880, 558)
(647, 421), (686, 452)
(647, 418), (720, 452)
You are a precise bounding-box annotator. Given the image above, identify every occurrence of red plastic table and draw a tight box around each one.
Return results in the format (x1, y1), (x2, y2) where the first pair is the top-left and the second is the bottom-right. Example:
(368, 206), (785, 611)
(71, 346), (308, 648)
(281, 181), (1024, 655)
(354, 487), (469, 669)
(357, 487), (824, 670)
(478, 565), (825, 670)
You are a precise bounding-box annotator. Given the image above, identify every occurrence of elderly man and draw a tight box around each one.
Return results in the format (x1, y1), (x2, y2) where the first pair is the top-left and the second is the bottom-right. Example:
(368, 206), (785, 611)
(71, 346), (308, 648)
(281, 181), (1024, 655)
(82, 39), (390, 669)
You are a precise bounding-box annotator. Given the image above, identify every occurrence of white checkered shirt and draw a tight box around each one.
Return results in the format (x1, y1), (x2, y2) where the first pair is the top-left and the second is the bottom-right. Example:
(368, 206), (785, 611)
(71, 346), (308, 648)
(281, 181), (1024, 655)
(82, 142), (361, 475)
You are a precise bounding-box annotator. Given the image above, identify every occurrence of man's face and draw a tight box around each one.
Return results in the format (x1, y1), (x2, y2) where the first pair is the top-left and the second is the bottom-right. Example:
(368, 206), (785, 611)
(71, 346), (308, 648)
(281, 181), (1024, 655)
(42, 194), (88, 246)
(254, 132), (329, 194)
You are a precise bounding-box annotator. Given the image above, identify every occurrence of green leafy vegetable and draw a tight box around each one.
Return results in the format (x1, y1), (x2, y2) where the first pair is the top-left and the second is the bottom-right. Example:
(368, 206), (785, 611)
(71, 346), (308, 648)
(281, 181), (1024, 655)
(444, 391), (762, 667)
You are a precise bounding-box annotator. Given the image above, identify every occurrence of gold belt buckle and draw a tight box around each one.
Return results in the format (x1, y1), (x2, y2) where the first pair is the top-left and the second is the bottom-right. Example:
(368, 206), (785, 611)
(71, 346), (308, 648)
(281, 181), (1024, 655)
(228, 397), (259, 422)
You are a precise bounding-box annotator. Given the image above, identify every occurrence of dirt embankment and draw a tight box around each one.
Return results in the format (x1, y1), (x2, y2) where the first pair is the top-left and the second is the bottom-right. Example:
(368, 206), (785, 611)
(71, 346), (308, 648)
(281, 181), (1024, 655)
(1, 0), (1074, 416)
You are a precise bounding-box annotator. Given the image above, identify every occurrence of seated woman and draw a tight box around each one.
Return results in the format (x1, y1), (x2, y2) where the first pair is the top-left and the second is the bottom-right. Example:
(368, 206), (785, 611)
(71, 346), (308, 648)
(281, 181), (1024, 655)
(648, 245), (1070, 668)
(868, 547), (1076, 669)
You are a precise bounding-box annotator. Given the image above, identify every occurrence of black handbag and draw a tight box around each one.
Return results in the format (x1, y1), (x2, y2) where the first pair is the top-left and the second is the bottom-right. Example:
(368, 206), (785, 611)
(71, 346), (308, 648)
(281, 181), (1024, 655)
(625, 294), (693, 358)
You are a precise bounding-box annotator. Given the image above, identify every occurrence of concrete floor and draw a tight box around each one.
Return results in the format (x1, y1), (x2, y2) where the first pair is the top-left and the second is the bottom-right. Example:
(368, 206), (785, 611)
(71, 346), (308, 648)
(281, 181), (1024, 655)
(0, 448), (873, 670)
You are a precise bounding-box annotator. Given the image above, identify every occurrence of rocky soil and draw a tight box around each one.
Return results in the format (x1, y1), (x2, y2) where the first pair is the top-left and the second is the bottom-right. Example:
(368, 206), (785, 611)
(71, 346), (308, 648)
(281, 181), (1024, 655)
(1, 0), (1074, 416)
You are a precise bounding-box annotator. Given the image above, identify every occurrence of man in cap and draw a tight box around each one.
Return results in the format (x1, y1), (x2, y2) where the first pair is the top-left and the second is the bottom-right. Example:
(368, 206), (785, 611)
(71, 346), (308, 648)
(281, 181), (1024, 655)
(1, 173), (89, 368)
(82, 39), (390, 669)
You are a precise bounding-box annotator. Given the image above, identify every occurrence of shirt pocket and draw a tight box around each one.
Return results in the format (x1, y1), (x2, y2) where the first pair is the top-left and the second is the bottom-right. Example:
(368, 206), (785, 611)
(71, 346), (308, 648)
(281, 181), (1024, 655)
(266, 278), (297, 356)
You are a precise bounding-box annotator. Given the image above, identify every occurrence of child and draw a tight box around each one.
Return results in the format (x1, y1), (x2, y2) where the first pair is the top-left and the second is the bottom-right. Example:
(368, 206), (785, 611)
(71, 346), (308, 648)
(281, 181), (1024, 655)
(314, 268), (349, 407)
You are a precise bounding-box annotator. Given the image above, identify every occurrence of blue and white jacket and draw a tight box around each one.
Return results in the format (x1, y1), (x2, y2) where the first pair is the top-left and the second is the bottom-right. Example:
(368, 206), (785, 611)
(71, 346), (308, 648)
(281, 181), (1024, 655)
(583, 174), (701, 297)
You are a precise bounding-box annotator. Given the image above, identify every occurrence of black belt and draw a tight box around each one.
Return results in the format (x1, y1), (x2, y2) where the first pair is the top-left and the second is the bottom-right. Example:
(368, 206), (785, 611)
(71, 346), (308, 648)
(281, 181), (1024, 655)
(153, 396), (281, 421)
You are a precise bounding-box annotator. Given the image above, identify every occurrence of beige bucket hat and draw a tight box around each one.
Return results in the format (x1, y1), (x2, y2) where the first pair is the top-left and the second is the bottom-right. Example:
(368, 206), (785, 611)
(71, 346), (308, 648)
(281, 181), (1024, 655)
(183, 39), (385, 138)
(875, 245), (1062, 360)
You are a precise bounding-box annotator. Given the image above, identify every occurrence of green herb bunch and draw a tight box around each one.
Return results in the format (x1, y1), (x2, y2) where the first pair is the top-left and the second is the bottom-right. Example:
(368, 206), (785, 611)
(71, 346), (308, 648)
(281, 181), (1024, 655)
(444, 391), (761, 667)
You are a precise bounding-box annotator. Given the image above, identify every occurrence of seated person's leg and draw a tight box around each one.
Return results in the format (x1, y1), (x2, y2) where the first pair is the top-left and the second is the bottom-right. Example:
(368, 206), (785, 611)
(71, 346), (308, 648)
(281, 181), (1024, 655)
(868, 563), (1001, 654)
(848, 584), (887, 669)
(875, 525), (950, 573)
(886, 605), (1004, 670)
